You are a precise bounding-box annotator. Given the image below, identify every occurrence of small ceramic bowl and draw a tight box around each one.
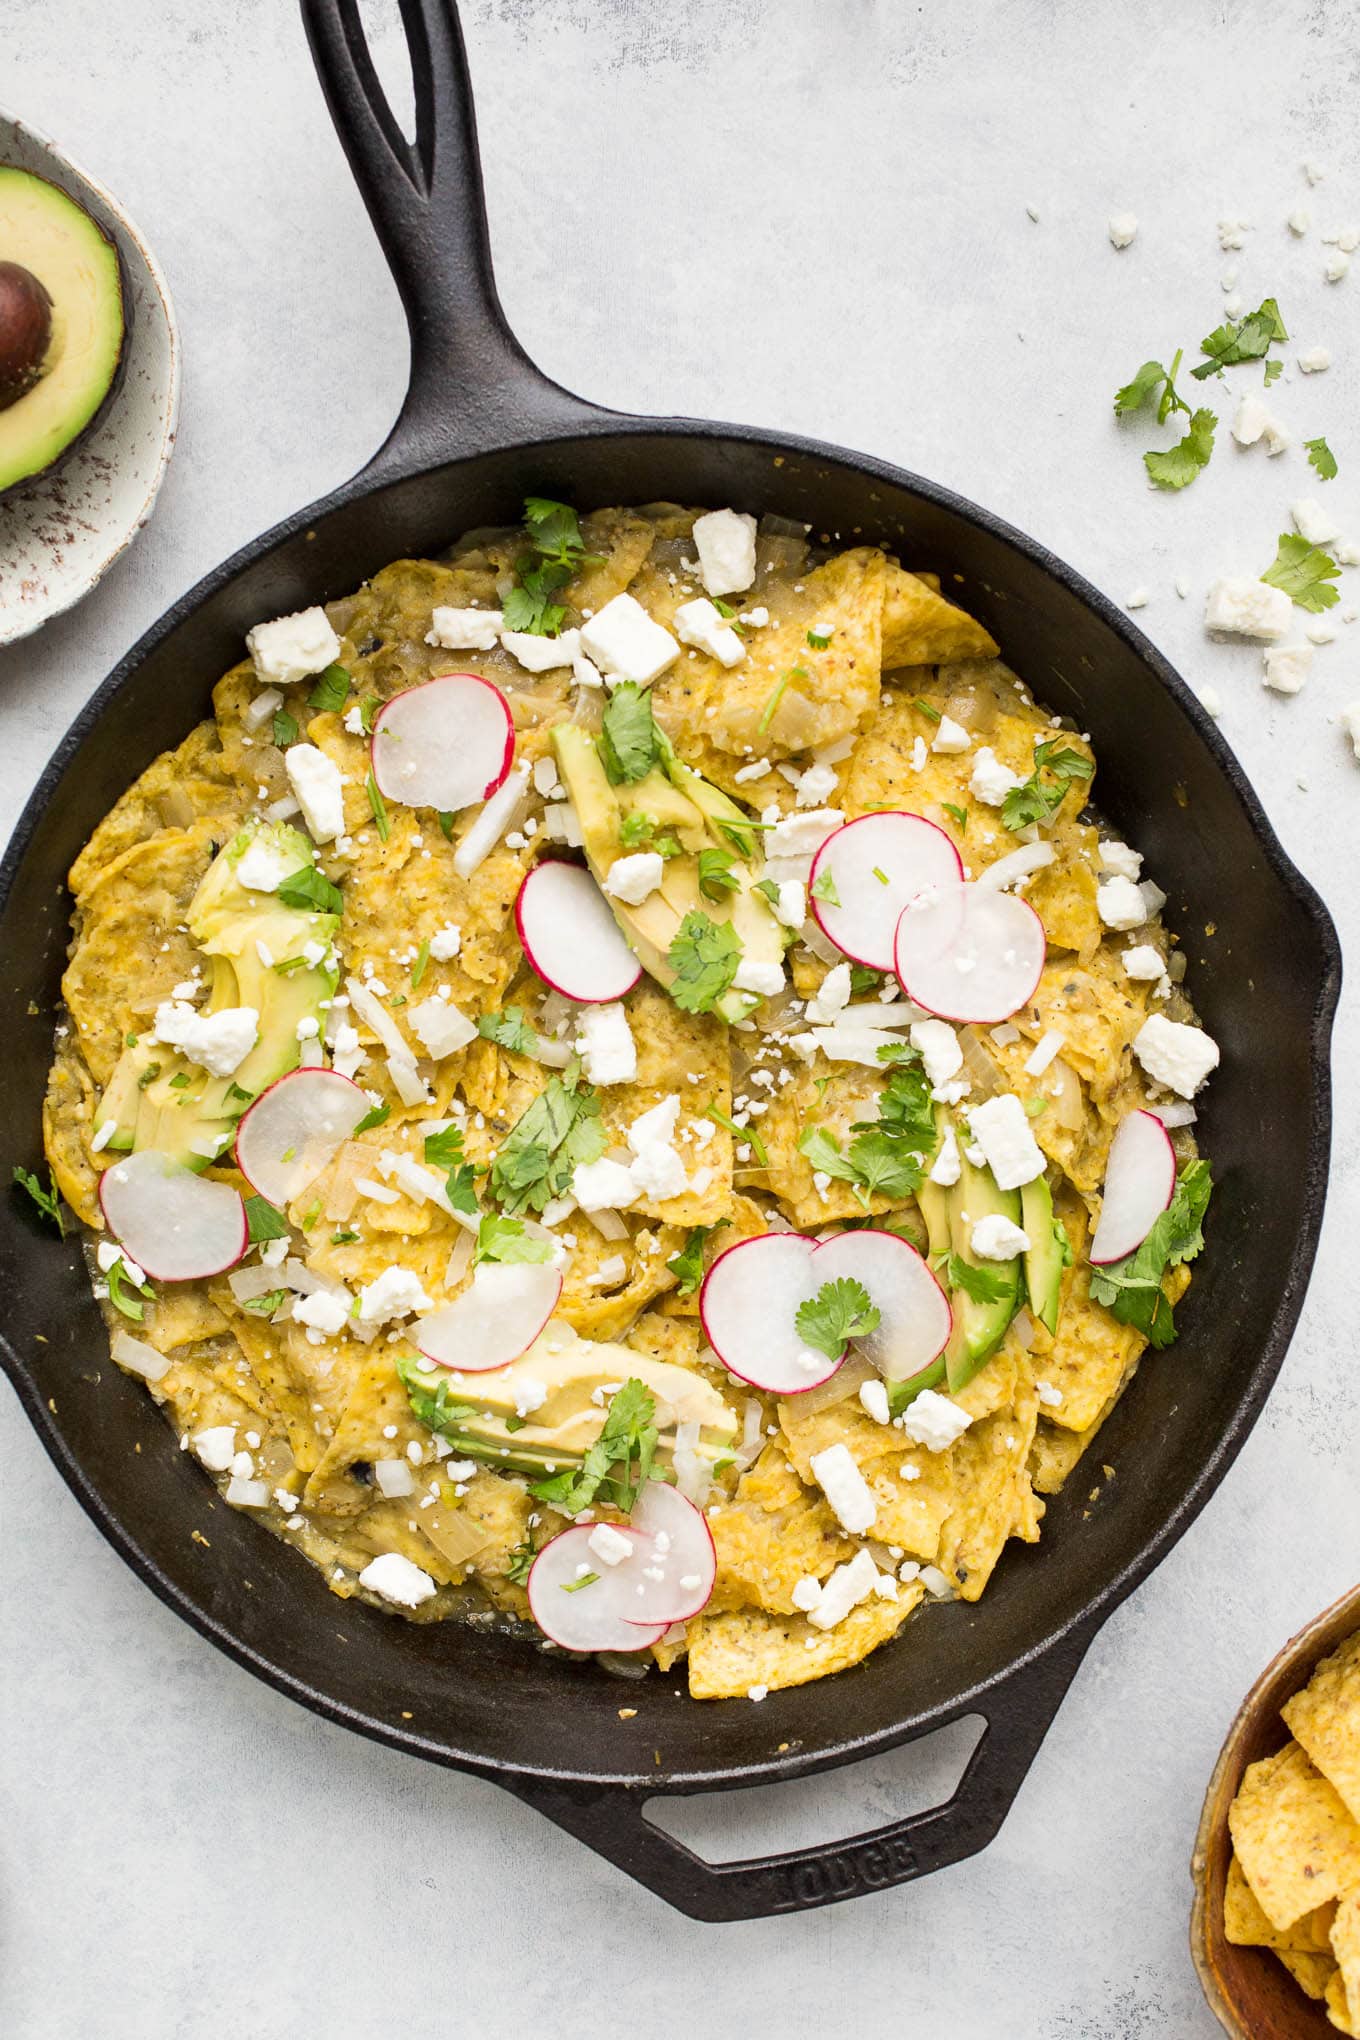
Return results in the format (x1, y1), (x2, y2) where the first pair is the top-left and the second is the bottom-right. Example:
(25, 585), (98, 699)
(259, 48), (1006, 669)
(0, 110), (180, 647)
(1191, 1582), (1360, 2037)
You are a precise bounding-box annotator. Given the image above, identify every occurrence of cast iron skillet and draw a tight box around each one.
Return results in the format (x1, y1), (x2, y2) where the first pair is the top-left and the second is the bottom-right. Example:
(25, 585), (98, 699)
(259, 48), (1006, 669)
(0, 0), (1340, 1922)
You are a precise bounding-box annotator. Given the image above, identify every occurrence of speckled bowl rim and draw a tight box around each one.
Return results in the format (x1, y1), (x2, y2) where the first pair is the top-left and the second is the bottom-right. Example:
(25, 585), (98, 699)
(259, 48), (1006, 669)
(0, 107), (181, 647)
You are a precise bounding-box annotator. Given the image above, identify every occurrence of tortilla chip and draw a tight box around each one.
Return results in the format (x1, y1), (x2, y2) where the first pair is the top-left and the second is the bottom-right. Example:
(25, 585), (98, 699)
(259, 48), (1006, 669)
(1284, 1634), (1360, 1827)
(687, 1580), (923, 1698)
(68, 721), (241, 901)
(1329, 1963), (1357, 2032)
(652, 547), (887, 760)
(1030, 1264), (1145, 1435)
(1330, 1894), (1360, 2025)
(1276, 1950), (1341, 2003)
(1224, 1852), (1338, 1952)
(881, 563), (998, 668)
(1229, 1741), (1360, 1930)
(935, 1386), (1039, 1601)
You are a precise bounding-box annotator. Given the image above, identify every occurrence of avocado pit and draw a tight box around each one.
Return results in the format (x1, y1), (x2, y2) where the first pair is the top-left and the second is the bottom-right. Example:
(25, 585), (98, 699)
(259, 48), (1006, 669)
(0, 260), (53, 410)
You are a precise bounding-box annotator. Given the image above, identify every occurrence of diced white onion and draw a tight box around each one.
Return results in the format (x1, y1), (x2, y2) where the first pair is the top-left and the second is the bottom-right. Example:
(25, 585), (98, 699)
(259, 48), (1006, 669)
(590, 1208), (629, 1242)
(975, 842), (1056, 893)
(445, 1230), (474, 1288)
(112, 1330), (171, 1383)
(1147, 1099), (1197, 1128)
(453, 764), (530, 880)
(1025, 1030), (1066, 1077)
(379, 1150), (478, 1232)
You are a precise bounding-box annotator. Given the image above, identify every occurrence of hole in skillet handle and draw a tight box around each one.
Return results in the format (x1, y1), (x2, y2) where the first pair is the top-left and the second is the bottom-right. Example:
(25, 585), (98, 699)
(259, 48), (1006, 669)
(498, 1620), (1099, 1920)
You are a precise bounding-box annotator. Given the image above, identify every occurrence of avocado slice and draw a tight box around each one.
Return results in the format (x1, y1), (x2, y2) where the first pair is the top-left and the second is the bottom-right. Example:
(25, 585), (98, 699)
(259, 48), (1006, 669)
(97, 823), (341, 1168)
(943, 1143), (1023, 1393)
(1020, 1172), (1069, 1337)
(405, 1325), (738, 1477)
(0, 168), (125, 497)
(551, 723), (785, 1022)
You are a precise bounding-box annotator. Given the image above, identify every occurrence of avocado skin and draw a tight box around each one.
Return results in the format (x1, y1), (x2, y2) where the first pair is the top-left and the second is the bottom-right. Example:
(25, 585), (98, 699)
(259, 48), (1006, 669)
(0, 168), (129, 500)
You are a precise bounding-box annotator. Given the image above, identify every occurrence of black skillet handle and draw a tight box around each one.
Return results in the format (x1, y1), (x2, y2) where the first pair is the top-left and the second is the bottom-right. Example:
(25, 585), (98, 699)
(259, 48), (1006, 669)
(502, 1618), (1098, 1922)
(300, 0), (611, 477)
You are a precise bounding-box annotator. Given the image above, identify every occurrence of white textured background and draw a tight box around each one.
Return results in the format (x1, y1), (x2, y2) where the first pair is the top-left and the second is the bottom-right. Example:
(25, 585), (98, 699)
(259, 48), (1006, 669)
(1, 3), (1357, 2034)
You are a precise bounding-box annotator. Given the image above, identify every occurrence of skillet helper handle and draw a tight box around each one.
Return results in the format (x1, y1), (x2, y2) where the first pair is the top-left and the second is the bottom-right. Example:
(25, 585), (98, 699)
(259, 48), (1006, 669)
(503, 1621), (1097, 1922)
(299, 0), (606, 473)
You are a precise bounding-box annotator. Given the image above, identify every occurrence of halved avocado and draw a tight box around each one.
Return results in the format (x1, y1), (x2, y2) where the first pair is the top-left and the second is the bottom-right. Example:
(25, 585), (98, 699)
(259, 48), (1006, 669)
(1020, 1172), (1068, 1336)
(943, 1144), (1023, 1392)
(96, 823), (341, 1168)
(404, 1326), (738, 1477)
(551, 724), (785, 1022)
(0, 167), (126, 497)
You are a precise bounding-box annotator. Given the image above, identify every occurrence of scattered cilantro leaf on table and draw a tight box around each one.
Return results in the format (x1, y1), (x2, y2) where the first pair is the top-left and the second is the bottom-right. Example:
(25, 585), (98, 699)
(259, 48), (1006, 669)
(1305, 436), (1338, 481)
(1261, 534), (1341, 612)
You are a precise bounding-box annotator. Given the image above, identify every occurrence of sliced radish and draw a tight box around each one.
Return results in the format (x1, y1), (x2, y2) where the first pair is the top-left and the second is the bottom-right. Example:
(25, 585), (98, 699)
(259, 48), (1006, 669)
(699, 1232), (842, 1394)
(894, 880), (1046, 1024)
(415, 1260), (562, 1372)
(810, 1229), (952, 1382)
(234, 1068), (371, 1205)
(515, 859), (642, 1004)
(622, 1482), (717, 1626)
(527, 1524), (667, 1653)
(810, 812), (962, 971)
(1089, 1109), (1177, 1264)
(99, 1150), (247, 1283)
(370, 673), (515, 814)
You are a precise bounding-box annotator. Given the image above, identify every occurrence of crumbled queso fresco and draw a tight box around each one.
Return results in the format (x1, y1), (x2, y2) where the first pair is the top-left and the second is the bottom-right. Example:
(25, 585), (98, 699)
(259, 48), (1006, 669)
(42, 497), (1216, 1702)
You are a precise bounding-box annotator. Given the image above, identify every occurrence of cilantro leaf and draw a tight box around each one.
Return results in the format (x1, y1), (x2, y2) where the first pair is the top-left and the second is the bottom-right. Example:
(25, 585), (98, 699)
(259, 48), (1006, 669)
(1263, 359), (1283, 388)
(397, 1354), (479, 1437)
(422, 1124), (483, 1217)
(1261, 533), (1341, 612)
(1191, 298), (1287, 380)
(307, 664), (351, 715)
(529, 1378), (658, 1515)
(945, 1253), (1013, 1304)
(106, 1254), (155, 1321)
(489, 1073), (606, 1215)
(523, 496), (588, 564)
(666, 1220), (728, 1296)
(411, 939), (430, 991)
(702, 1099), (768, 1170)
(697, 847), (739, 901)
(811, 867), (841, 907)
(1305, 436), (1339, 482)
(272, 709), (299, 750)
(798, 1126), (860, 1184)
(13, 1164), (64, 1236)
(473, 1213), (555, 1267)
(795, 1276), (881, 1361)
(1115, 358), (1179, 418)
(1144, 407), (1217, 491)
(478, 1007), (540, 1056)
(942, 801), (968, 831)
(243, 1288), (288, 1317)
(502, 557), (571, 636)
(1089, 1159), (1212, 1348)
(244, 1195), (288, 1243)
(424, 1125), (467, 1169)
(354, 1101), (391, 1134)
(505, 1533), (540, 1585)
(1000, 739), (1094, 833)
(365, 772), (390, 843)
(275, 866), (344, 915)
(599, 682), (662, 786)
(667, 911), (742, 1015)
(844, 1129), (926, 1199)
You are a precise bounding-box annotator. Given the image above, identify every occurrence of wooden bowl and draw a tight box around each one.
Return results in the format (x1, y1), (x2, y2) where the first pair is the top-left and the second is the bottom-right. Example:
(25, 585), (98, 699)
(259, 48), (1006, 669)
(1192, 1582), (1360, 2037)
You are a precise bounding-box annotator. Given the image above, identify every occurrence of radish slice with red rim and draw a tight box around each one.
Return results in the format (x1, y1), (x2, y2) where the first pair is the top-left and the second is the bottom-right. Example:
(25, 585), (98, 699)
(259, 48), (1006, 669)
(809, 812), (962, 971)
(234, 1068), (371, 1206)
(370, 673), (515, 814)
(515, 859), (642, 1004)
(99, 1150), (247, 1283)
(527, 1525), (667, 1653)
(1089, 1109), (1177, 1264)
(894, 879), (1046, 1024)
(621, 1482), (717, 1626)
(809, 1228), (952, 1381)
(699, 1232), (843, 1394)
(414, 1261), (563, 1372)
